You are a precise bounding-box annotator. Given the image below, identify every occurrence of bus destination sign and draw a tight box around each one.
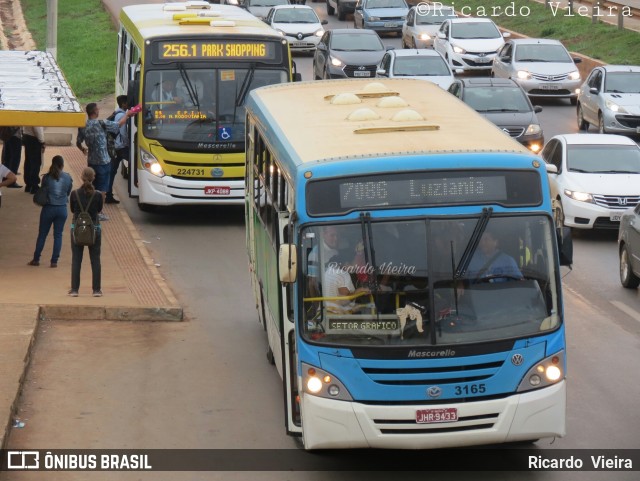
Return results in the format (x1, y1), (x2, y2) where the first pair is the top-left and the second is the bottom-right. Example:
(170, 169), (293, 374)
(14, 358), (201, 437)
(157, 41), (276, 61)
(306, 170), (542, 215)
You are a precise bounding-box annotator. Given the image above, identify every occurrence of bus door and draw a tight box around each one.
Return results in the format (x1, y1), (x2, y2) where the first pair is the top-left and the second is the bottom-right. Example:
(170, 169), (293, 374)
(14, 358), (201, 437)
(127, 63), (141, 198)
(278, 213), (302, 435)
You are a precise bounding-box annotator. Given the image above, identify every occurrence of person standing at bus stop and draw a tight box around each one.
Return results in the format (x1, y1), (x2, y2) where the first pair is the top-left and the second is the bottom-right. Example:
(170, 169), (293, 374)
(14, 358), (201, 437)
(105, 95), (130, 204)
(22, 126), (46, 194)
(1, 127), (23, 188)
(76, 103), (133, 220)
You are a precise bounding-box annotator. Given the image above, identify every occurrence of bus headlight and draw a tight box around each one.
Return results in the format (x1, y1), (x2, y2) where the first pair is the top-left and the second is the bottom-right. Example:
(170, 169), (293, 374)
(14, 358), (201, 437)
(140, 148), (165, 178)
(302, 363), (352, 400)
(517, 351), (565, 392)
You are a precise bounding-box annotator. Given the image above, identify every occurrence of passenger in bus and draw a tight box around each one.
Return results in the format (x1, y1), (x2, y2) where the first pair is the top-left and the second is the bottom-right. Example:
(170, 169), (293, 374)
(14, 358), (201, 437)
(152, 77), (183, 106)
(175, 74), (207, 109)
(307, 226), (340, 280)
(324, 252), (371, 314)
(467, 229), (523, 282)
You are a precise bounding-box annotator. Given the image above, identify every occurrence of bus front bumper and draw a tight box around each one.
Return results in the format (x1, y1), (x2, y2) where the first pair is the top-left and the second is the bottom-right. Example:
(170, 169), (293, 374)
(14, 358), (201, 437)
(137, 170), (245, 206)
(300, 381), (566, 449)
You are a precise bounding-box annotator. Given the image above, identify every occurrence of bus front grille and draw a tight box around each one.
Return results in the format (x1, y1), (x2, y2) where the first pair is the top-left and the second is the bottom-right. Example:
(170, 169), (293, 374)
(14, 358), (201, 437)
(362, 361), (503, 386)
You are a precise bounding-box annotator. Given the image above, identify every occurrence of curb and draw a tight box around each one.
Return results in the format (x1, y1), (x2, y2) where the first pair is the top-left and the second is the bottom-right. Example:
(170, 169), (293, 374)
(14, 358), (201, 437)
(41, 304), (183, 322)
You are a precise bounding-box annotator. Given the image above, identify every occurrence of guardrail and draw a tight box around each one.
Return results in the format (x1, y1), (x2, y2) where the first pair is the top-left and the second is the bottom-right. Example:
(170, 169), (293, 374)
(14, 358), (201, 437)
(544, 0), (640, 30)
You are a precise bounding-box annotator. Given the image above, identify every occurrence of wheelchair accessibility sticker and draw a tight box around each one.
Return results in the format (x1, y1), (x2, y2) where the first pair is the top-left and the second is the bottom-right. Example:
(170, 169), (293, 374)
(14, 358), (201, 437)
(218, 127), (231, 140)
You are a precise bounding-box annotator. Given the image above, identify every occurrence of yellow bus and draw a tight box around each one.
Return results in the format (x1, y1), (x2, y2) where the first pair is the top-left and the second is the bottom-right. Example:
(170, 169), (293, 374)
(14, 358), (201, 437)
(116, 1), (299, 211)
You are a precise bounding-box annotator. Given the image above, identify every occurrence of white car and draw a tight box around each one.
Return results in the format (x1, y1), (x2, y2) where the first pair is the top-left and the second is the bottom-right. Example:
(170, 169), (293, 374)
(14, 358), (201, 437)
(376, 49), (457, 89)
(433, 17), (509, 72)
(264, 5), (327, 53)
(576, 64), (640, 134)
(401, 5), (457, 49)
(492, 38), (582, 105)
(540, 133), (640, 230)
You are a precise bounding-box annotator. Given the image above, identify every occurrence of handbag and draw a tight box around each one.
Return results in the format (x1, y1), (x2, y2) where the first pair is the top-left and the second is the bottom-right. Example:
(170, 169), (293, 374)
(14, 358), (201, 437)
(33, 175), (49, 207)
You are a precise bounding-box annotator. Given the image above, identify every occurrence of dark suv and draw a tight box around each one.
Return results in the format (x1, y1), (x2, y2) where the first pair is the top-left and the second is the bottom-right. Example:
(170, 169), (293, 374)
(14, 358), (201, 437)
(448, 77), (544, 153)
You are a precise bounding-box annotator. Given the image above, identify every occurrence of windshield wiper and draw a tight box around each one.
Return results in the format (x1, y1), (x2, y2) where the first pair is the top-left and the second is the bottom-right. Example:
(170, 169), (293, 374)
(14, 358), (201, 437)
(235, 65), (256, 107)
(484, 108), (520, 112)
(455, 207), (493, 279)
(592, 170), (640, 174)
(517, 58), (549, 62)
(177, 63), (200, 111)
(360, 212), (382, 316)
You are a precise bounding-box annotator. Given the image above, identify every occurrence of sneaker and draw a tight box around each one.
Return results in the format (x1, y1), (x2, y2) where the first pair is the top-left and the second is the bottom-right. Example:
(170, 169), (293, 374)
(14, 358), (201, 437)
(68, 290), (79, 297)
(105, 197), (120, 204)
(50, 262), (58, 268)
(27, 259), (39, 266)
(98, 213), (109, 221)
(92, 290), (103, 297)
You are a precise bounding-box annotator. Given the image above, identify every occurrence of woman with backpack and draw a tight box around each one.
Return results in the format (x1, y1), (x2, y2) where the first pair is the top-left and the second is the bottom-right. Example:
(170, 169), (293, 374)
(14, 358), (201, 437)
(68, 167), (104, 297)
(27, 155), (73, 269)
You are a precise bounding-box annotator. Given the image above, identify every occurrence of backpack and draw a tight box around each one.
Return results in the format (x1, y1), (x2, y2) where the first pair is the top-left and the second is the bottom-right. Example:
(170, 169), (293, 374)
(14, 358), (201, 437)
(100, 121), (118, 160)
(71, 191), (98, 247)
(0, 127), (19, 142)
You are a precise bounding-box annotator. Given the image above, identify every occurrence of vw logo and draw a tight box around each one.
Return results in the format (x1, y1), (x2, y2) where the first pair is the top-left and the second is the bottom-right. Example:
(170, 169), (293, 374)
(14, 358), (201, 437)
(211, 168), (224, 177)
(427, 386), (442, 398)
(357, 66), (366, 70)
(297, 33), (303, 40)
(511, 354), (524, 366)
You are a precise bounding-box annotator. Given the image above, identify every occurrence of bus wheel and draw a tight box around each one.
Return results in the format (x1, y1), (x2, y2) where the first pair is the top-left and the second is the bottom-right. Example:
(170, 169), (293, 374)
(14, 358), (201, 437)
(266, 347), (275, 365)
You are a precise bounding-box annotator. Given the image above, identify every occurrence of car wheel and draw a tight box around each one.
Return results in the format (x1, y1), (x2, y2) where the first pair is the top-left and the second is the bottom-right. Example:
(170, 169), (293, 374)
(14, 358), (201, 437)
(598, 113), (606, 134)
(337, 3), (346, 20)
(554, 200), (565, 231)
(570, 97), (577, 106)
(620, 244), (640, 288)
(577, 104), (589, 131)
(326, 0), (335, 16)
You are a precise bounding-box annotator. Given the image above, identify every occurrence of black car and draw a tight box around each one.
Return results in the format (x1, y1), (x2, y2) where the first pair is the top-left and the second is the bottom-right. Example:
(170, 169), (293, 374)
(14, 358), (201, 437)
(313, 28), (391, 80)
(619, 204), (640, 288)
(448, 77), (544, 153)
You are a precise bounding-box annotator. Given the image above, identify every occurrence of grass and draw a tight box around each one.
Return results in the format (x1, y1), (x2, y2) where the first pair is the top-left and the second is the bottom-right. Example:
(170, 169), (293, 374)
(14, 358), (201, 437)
(19, 0), (640, 103)
(21, 0), (117, 104)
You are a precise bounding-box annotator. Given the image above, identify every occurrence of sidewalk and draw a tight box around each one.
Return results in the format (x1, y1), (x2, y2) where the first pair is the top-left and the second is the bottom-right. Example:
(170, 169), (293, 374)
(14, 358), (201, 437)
(0, 144), (183, 449)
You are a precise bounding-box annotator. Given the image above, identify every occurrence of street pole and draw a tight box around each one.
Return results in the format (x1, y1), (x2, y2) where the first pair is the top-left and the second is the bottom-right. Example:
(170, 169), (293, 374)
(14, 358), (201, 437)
(46, 0), (58, 59)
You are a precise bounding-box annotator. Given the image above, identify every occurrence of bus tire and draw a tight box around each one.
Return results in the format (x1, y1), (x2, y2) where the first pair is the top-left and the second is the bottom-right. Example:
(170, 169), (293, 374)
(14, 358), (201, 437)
(326, 0), (335, 16)
(337, 4), (347, 20)
(266, 346), (275, 365)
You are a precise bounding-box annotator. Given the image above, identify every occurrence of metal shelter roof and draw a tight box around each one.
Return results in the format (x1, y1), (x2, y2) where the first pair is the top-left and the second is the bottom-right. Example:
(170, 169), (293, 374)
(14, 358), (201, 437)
(0, 50), (85, 127)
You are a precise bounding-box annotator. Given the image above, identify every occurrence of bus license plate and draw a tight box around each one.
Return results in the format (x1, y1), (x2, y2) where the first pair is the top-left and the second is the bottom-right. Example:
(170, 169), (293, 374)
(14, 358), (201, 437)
(610, 212), (622, 222)
(416, 408), (458, 424)
(353, 71), (371, 77)
(205, 186), (230, 195)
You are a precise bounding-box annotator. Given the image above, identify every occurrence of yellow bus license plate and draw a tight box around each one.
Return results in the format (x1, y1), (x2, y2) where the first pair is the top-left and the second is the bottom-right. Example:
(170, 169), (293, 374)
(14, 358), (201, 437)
(205, 186), (230, 195)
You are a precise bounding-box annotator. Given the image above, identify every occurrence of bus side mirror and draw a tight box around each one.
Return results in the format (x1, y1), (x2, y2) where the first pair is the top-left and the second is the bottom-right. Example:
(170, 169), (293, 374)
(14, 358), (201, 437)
(557, 227), (573, 266)
(279, 244), (298, 283)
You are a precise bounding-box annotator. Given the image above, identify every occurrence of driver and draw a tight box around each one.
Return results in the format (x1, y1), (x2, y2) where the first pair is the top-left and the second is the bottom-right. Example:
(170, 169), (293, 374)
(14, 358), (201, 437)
(466, 229), (523, 281)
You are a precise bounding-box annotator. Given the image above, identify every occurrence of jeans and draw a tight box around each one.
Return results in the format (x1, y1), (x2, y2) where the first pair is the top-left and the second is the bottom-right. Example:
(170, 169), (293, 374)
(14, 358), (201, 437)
(90, 163), (111, 193)
(107, 148), (128, 198)
(33, 204), (68, 263)
(71, 228), (102, 292)
(23, 135), (43, 190)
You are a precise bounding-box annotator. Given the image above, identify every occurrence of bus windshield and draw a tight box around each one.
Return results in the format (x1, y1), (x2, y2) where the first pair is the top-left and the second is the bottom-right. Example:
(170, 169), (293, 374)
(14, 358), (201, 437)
(301, 215), (559, 347)
(143, 67), (288, 144)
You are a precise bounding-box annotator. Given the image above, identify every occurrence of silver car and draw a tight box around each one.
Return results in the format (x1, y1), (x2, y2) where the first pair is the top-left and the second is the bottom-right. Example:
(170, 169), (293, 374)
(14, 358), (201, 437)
(577, 65), (640, 135)
(492, 38), (582, 105)
(401, 5), (457, 49)
(619, 203), (640, 288)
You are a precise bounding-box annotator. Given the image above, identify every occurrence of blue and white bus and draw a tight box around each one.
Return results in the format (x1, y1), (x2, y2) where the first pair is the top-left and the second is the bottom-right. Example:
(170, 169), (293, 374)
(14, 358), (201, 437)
(245, 79), (573, 449)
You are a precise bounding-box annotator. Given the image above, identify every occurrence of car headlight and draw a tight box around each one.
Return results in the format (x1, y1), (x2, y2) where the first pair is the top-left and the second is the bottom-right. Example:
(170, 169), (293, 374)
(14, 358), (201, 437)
(315, 29), (324, 37)
(517, 351), (565, 393)
(517, 70), (532, 80)
(568, 70), (581, 81)
(330, 56), (343, 67)
(564, 189), (593, 203)
(452, 45), (466, 54)
(302, 363), (352, 400)
(140, 148), (165, 178)
(525, 124), (542, 135)
(605, 99), (628, 113)
(419, 33), (431, 40)
(368, 15), (380, 21)
(276, 29), (285, 36)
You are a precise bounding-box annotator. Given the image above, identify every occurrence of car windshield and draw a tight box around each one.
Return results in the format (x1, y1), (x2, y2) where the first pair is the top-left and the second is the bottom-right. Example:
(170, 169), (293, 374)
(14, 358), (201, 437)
(301, 216), (560, 347)
(274, 8), (319, 23)
(514, 44), (572, 63)
(567, 145), (640, 173)
(451, 22), (501, 39)
(365, 0), (406, 8)
(416, 8), (456, 24)
(604, 72), (640, 93)
(250, 0), (288, 6)
(393, 56), (450, 76)
(464, 86), (531, 112)
(331, 33), (384, 51)
(143, 68), (287, 144)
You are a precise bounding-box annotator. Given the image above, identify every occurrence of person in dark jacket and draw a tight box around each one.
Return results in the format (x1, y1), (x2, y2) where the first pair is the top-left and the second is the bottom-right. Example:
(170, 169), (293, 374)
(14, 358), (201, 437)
(68, 167), (104, 297)
(27, 155), (73, 268)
